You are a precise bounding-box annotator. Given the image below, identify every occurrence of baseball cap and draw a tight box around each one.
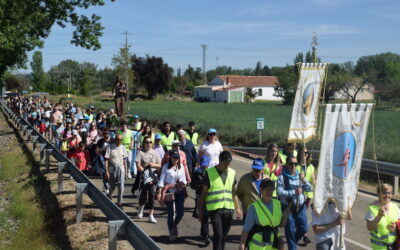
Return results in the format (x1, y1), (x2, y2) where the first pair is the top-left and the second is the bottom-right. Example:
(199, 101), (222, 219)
(72, 130), (78, 135)
(251, 158), (265, 170)
(208, 128), (217, 134)
(172, 140), (180, 145)
(84, 115), (90, 120)
(199, 155), (211, 167)
(133, 114), (139, 119)
(155, 134), (162, 140)
(169, 150), (180, 159)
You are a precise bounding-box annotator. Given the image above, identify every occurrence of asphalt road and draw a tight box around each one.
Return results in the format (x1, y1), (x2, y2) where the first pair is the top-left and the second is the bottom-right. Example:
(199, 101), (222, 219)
(89, 154), (377, 250)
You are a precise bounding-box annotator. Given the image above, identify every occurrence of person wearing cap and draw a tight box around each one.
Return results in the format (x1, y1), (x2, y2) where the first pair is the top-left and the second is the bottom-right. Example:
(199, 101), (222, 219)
(277, 157), (312, 250)
(186, 121), (199, 150)
(158, 150), (188, 241)
(153, 134), (165, 159)
(239, 179), (291, 250)
(198, 128), (223, 168)
(198, 151), (242, 250)
(237, 158), (268, 222)
(69, 129), (82, 150)
(136, 135), (161, 223)
(177, 129), (198, 176)
(105, 134), (128, 207)
(191, 155), (212, 244)
(161, 140), (191, 184)
(160, 121), (175, 151)
(132, 114), (142, 131)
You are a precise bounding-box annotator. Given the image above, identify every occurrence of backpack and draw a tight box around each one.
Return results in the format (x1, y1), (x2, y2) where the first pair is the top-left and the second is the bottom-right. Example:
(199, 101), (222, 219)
(142, 166), (157, 186)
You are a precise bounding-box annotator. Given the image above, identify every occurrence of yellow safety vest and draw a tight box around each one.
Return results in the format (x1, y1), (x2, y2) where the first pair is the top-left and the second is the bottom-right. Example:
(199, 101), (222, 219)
(278, 150), (298, 165)
(368, 203), (398, 250)
(296, 164), (315, 199)
(118, 129), (132, 151)
(185, 132), (199, 146)
(160, 132), (175, 150)
(206, 167), (235, 211)
(264, 162), (279, 197)
(249, 199), (282, 250)
(133, 121), (142, 131)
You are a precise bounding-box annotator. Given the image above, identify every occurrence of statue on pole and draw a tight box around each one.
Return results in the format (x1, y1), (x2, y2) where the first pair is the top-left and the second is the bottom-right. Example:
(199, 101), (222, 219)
(112, 76), (127, 118)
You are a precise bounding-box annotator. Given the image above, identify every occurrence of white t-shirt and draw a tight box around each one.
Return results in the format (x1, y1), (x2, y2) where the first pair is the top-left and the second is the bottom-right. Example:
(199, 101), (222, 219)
(158, 163), (187, 192)
(199, 140), (223, 167)
(311, 203), (345, 250)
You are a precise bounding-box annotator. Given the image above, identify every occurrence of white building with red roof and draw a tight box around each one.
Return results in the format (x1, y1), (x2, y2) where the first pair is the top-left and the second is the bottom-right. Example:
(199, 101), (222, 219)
(194, 75), (282, 103)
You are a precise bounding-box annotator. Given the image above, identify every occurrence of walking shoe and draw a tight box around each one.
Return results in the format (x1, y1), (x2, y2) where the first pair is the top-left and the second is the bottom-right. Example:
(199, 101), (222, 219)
(173, 225), (178, 237)
(201, 235), (211, 244)
(137, 210), (143, 218)
(127, 172), (132, 179)
(169, 231), (176, 241)
(149, 215), (157, 224)
(302, 236), (311, 246)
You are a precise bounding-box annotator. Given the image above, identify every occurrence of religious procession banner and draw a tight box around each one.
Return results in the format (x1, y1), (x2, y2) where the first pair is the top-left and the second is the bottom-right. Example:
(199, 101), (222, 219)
(314, 103), (373, 215)
(288, 63), (328, 143)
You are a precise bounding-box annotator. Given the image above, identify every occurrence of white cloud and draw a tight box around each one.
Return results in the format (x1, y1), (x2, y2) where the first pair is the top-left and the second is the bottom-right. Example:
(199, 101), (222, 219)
(371, 10), (400, 20)
(283, 24), (361, 36)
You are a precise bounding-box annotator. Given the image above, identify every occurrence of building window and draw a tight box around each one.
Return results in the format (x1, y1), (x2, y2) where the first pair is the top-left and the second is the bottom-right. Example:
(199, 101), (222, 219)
(258, 89), (262, 96)
(213, 92), (217, 99)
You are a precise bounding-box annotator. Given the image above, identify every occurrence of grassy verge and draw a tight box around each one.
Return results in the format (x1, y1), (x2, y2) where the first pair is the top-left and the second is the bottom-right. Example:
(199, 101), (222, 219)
(0, 144), (56, 249)
(48, 94), (400, 163)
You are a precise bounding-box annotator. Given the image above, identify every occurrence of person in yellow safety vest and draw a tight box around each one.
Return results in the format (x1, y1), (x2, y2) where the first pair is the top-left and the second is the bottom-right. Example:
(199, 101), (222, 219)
(174, 124), (184, 140)
(160, 121), (175, 151)
(140, 124), (155, 145)
(295, 146), (315, 247)
(117, 121), (134, 178)
(186, 121), (199, 149)
(278, 142), (298, 166)
(239, 179), (291, 250)
(365, 183), (399, 250)
(198, 151), (242, 250)
(264, 144), (283, 198)
(132, 114), (142, 131)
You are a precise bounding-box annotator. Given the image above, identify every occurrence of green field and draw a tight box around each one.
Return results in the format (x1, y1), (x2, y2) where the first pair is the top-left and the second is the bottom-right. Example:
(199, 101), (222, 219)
(51, 95), (400, 164)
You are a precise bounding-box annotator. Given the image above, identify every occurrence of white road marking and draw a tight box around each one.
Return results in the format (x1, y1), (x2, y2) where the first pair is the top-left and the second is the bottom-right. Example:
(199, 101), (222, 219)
(344, 237), (371, 250)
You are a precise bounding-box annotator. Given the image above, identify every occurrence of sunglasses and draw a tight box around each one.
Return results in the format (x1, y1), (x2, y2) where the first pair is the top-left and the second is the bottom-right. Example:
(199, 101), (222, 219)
(145, 141), (153, 144)
(288, 162), (297, 166)
(116, 139), (122, 141)
(209, 133), (216, 136)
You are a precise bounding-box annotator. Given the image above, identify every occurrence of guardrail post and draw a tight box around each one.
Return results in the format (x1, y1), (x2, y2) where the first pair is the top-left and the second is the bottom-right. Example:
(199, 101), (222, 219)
(57, 162), (67, 193)
(76, 183), (88, 224)
(108, 220), (124, 250)
(40, 143), (47, 163)
(45, 149), (53, 172)
(32, 135), (39, 153)
(394, 176), (399, 195)
(22, 125), (27, 135)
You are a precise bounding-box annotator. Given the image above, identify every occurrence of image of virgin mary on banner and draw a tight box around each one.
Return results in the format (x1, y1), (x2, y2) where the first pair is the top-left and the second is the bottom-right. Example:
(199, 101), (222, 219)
(314, 103), (373, 215)
(288, 63), (328, 143)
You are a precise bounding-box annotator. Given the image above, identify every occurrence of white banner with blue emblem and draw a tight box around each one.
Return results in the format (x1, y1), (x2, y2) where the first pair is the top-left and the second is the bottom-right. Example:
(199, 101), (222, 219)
(288, 63), (328, 143)
(314, 103), (373, 215)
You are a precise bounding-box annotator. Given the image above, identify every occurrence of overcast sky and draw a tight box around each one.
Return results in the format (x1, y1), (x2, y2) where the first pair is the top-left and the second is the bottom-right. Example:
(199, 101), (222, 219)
(23, 0), (400, 73)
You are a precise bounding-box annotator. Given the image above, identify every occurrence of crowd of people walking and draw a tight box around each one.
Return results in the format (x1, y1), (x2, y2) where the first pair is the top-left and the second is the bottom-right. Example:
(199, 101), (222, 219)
(5, 94), (400, 250)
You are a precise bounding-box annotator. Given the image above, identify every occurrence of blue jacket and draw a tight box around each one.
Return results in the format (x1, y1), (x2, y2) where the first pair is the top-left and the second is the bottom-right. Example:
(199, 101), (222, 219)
(277, 169), (312, 206)
(180, 139), (198, 167)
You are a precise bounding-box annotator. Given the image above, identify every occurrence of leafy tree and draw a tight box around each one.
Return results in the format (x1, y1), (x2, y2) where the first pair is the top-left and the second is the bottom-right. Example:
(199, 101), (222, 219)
(80, 69), (93, 96)
(355, 52), (400, 104)
(324, 63), (353, 102)
(47, 59), (81, 93)
(132, 55), (172, 98)
(4, 73), (31, 91)
(30, 51), (46, 91)
(254, 61), (263, 76)
(272, 66), (297, 105)
(0, 0), (114, 82)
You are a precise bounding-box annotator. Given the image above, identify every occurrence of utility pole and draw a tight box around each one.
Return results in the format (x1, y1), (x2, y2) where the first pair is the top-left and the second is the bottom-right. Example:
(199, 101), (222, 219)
(201, 44), (208, 85)
(216, 56), (219, 68)
(311, 32), (318, 63)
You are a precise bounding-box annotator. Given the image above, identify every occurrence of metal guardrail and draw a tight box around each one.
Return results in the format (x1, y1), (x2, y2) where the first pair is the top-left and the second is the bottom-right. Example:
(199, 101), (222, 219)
(0, 99), (161, 250)
(227, 146), (400, 194)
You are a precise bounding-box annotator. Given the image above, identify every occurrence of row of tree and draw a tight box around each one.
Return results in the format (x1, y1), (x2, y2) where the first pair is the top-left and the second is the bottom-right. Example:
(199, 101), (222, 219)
(5, 50), (400, 105)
